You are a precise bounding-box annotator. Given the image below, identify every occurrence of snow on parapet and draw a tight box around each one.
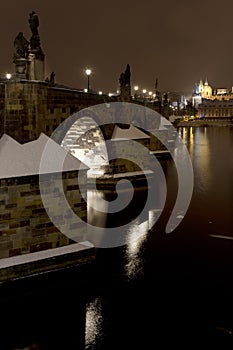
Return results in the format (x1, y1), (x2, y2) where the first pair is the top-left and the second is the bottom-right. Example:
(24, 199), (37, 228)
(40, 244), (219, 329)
(0, 133), (88, 179)
(111, 125), (150, 141)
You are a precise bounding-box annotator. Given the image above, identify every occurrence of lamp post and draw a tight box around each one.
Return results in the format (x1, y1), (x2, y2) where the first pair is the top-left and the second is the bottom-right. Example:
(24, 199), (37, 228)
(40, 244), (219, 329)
(142, 89), (147, 101)
(4, 74), (11, 134)
(134, 85), (139, 99)
(85, 69), (92, 92)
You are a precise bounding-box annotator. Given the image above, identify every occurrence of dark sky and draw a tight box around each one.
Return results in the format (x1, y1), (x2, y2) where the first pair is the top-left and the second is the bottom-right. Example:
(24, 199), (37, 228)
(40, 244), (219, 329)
(1, 0), (232, 95)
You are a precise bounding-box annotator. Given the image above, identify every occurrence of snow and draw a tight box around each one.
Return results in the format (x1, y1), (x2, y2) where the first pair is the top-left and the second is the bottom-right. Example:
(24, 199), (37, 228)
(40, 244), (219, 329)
(0, 133), (88, 179)
(111, 125), (150, 140)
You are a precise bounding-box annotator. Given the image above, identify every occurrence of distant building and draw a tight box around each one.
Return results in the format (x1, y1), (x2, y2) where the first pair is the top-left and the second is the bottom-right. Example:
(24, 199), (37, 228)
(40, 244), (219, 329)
(215, 88), (228, 95)
(199, 79), (212, 99)
(192, 79), (233, 109)
(198, 100), (233, 118)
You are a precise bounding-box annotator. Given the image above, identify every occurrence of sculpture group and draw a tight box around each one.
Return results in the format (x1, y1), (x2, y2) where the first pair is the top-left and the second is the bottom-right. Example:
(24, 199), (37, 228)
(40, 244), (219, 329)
(13, 11), (43, 62)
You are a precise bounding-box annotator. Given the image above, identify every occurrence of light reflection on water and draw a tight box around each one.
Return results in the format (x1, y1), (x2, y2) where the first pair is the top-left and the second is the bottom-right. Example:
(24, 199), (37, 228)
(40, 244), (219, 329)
(85, 297), (103, 349)
(182, 127), (211, 192)
(178, 126), (233, 236)
(85, 190), (158, 347)
(123, 208), (162, 279)
(84, 218), (152, 348)
(124, 220), (148, 279)
(87, 188), (151, 264)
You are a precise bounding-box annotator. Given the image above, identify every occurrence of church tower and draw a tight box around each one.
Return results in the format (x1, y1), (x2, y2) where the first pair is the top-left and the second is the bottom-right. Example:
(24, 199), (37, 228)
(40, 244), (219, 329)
(199, 79), (204, 94)
(202, 78), (212, 98)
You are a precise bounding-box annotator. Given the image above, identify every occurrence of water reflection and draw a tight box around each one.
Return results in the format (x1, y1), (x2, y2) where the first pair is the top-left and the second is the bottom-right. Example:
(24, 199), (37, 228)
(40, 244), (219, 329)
(192, 127), (210, 191)
(178, 126), (233, 236)
(85, 195), (155, 348)
(85, 297), (103, 349)
(124, 220), (148, 279)
(87, 190), (108, 228)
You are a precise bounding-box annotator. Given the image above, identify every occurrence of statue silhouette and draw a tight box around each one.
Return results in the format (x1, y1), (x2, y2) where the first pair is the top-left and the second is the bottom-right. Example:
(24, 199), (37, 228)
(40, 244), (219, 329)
(13, 32), (29, 61)
(119, 64), (131, 87)
(28, 11), (41, 50)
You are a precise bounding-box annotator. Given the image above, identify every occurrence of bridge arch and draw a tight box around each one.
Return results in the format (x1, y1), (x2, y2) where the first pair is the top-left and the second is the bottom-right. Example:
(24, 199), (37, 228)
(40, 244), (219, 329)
(60, 114), (109, 177)
(51, 102), (163, 177)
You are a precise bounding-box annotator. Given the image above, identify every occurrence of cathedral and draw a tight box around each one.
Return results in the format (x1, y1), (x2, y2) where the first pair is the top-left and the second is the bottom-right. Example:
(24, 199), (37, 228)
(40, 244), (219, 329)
(192, 79), (233, 109)
(195, 79), (212, 99)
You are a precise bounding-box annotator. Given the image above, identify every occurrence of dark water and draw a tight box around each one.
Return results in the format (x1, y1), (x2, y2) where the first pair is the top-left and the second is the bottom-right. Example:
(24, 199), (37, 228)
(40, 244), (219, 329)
(0, 127), (232, 350)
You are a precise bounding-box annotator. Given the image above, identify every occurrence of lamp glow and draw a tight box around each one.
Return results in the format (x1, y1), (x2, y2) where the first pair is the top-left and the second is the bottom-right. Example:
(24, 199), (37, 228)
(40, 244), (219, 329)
(85, 68), (92, 91)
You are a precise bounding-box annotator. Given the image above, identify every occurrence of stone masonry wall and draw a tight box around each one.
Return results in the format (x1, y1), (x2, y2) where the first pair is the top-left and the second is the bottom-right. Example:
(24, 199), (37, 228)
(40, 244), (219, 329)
(0, 170), (87, 259)
(1, 80), (116, 143)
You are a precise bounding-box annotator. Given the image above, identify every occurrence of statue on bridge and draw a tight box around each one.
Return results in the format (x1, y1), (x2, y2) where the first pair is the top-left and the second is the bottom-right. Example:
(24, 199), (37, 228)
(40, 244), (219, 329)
(119, 64), (131, 87)
(28, 11), (42, 51)
(49, 71), (55, 86)
(13, 32), (29, 62)
(119, 64), (131, 99)
(124, 64), (131, 85)
(29, 11), (39, 34)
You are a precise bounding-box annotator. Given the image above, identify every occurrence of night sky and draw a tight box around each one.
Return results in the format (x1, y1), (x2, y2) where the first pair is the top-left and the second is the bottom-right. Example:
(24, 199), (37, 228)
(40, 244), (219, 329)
(0, 0), (232, 95)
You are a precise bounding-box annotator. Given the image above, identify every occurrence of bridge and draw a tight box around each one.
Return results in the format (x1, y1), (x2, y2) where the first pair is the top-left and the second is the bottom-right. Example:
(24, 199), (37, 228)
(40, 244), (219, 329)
(51, 102), (173, 181)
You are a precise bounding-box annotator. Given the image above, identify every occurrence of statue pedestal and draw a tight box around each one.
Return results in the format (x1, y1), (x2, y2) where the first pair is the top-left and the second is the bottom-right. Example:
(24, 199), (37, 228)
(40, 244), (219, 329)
(28, 51), (45, 81)
(120, 85), (131, 100)
(14, 58), (28, 79)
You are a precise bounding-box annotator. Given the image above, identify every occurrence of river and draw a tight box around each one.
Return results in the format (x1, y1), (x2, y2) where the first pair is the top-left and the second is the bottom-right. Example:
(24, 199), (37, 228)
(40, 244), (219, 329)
(0, 126), (232, 350)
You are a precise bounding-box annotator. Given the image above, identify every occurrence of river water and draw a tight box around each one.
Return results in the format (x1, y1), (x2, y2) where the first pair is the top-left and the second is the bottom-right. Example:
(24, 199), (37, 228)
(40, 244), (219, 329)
(1, 126), (232, 350)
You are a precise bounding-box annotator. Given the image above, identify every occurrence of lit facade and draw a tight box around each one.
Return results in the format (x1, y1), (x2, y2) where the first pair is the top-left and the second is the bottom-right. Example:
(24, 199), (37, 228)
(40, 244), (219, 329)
(192, 79), (233, 109)
(198, 100), (233, 118)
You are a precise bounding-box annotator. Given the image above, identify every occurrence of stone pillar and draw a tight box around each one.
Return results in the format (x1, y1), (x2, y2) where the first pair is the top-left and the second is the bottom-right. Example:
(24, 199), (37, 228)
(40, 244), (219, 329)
(119, 64), (131, 101)
(14, 58), (28, 79)
(120, 84), (131, 100)
(27, 50), (45, 81)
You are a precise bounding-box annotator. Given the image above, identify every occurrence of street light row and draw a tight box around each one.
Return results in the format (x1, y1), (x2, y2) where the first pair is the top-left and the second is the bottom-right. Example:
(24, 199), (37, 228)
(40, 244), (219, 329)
(85, 70), (157, 97)
(5, 70), (157, 99)
(133, 86), (156, 97)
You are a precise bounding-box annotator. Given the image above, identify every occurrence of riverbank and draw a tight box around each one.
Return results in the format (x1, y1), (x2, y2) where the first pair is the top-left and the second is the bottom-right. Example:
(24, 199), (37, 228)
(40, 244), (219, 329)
(175, 119), (233, 127)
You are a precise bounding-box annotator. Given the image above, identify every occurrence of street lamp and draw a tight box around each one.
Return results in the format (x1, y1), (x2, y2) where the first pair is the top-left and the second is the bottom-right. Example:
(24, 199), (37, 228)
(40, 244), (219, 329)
(85, 68), (92, 92)
(142, 89), (147, 101)
(134, 85), (139, 99)
(6, 73), (12, 80)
